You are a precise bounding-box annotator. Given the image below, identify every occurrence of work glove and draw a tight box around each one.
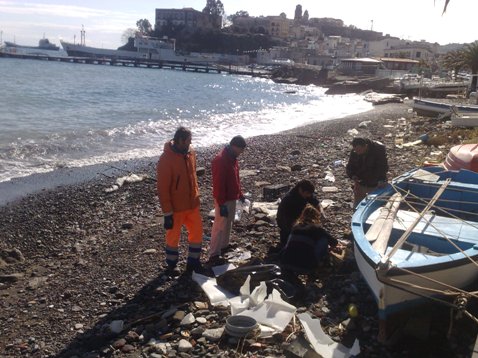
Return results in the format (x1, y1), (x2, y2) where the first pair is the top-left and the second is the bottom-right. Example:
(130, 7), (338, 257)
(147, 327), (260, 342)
(239, 195), (246, 203)
(164, 215), (174, 230)
(219, 205), (229, 217)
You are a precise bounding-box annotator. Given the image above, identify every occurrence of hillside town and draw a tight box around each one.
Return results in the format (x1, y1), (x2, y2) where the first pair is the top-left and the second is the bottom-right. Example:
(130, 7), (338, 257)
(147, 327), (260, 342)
(152, 2), (465, 79)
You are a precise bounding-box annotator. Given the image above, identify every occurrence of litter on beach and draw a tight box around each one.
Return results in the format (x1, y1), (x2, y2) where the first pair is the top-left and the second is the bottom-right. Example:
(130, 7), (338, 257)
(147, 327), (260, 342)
(298, 313), (360, 358)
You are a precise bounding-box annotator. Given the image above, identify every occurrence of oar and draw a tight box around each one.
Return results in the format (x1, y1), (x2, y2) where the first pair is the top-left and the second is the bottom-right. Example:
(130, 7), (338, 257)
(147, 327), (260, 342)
(380, 178), (451, 267)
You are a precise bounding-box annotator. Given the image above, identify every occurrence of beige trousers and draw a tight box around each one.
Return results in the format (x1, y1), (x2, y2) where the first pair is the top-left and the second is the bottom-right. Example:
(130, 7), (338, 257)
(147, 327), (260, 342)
(209, 199), (236, 258)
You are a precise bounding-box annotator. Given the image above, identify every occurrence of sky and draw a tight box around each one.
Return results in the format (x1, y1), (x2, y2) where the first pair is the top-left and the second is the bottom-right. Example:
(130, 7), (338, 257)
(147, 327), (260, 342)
(0, 0), (475, 49)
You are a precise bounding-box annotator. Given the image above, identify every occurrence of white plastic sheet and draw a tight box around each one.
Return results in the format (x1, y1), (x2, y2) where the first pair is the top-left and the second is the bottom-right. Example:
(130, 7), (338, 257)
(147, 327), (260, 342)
(297, 313), (360, 358)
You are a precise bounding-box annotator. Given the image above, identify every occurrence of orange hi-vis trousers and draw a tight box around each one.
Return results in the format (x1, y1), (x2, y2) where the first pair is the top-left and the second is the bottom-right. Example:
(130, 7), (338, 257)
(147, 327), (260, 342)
(165, 206), (203, 268)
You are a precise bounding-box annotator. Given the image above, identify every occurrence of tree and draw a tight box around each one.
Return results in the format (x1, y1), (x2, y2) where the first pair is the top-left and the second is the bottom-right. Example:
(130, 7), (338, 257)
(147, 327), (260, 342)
(136, 19), (152, 35)
(227, 10), (249, 23)
(203, 0), (224, 16)
(121, 28), (137, 44)
(441, 42), (478, 91)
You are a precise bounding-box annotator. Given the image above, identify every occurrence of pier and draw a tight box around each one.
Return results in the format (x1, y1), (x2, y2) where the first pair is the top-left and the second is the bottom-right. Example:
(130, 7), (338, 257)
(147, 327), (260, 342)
(0, 51), (270, 77)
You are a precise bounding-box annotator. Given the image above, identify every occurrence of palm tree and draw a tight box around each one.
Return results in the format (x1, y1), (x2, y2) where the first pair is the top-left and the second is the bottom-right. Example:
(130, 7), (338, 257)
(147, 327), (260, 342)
(441, 42), (478, 92)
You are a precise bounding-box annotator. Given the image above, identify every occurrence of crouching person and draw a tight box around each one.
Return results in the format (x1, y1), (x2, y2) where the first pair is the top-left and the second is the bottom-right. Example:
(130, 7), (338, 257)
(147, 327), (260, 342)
(280, 204), (337, 274)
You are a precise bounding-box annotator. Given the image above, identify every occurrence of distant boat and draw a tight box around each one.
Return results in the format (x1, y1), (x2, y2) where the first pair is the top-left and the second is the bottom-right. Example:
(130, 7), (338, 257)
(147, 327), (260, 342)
(60, 34), (218, 65)
(351, 166), (478, 339)
(1, 38), (62, 56)
(412, 98), (478, 117)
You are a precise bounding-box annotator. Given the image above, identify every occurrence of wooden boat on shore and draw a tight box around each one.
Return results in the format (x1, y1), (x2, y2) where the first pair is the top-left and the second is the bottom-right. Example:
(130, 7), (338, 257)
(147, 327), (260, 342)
(412, 99), (478, 117)
(351, 166), (478, 339)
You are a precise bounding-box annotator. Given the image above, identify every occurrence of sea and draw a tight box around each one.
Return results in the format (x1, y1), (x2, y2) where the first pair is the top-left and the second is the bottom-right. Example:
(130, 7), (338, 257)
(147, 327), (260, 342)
(0, 57), (372, 201)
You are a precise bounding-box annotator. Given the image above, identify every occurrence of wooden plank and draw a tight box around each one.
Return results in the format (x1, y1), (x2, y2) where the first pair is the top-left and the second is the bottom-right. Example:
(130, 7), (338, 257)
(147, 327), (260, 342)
(367, 192), (403, 255)
(381, 179), (451, 265)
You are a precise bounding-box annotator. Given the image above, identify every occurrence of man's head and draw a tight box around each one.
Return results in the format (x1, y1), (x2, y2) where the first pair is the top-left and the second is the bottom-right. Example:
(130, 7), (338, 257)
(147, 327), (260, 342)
(229, 135), (247, 157)
(295, 179), (315, 199)
(351, 137), (368, 155)
(173, 126), (192, 152)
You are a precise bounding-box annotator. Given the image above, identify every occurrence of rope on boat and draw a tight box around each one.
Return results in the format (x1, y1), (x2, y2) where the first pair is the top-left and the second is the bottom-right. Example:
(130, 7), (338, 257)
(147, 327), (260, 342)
(381, 179), (451, 264)
(370, 176), (478, 325)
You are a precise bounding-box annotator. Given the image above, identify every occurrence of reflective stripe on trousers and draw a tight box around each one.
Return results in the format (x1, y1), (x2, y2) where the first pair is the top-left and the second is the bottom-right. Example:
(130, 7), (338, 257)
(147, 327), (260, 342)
(164, 206), (203, 267)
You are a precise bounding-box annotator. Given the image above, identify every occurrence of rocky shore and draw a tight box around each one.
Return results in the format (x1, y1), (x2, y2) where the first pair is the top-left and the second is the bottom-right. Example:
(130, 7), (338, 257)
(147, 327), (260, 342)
(1, 101), (477, 357)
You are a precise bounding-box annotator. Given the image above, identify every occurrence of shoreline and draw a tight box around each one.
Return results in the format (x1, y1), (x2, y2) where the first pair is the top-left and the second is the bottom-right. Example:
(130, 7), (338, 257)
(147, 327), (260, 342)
(1, 101), (476, 357)
(0, 103), (377, 208)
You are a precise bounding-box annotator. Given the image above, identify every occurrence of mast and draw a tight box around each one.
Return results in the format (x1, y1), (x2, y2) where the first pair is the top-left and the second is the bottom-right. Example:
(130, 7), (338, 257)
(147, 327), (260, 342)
(80, 25), (86, 46)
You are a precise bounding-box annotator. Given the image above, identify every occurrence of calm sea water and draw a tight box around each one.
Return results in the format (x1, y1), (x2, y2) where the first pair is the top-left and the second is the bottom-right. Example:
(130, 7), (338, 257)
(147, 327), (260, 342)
(0, 58), (372, 183)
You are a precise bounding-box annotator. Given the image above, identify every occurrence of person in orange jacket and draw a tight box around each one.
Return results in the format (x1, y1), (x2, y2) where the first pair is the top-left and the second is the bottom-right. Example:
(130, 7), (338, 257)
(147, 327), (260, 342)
(157, 127), (204, 275)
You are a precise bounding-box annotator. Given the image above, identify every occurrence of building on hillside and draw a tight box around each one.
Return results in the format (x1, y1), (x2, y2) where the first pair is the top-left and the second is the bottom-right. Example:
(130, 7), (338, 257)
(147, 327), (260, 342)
(375, 57), (420, 78)
(383, 41), (438, 62)
(337, 58), (384, 76)
(368, 36), (404, 57)
(266, 15), (290, 39)
(155, 8), (219, 31)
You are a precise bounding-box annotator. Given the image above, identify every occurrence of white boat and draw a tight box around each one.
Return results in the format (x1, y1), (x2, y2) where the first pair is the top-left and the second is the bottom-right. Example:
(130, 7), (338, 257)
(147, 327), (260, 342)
(351, 166), (478, 339)
(60, 34), (218, 65)
(412, 98), (478, 117)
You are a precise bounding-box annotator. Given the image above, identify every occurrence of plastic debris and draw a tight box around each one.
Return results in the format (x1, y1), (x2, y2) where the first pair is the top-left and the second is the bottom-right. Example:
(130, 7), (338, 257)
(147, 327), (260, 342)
(324, 171), (336, 182)
(298, 312), (360, 358)
(251, 201), (279, 219)
(104, 173), (147, 193)
(322, 186), (339, 193)
(320, 199), (335, 209)
(347, 128), (359, 136)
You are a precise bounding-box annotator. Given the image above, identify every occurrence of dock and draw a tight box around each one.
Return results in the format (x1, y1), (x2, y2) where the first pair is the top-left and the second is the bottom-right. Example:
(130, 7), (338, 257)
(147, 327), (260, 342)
(0, 51), (270, 77)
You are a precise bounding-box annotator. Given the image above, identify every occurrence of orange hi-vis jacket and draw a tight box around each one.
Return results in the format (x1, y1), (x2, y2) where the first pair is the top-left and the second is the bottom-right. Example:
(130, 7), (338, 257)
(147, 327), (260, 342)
(157, 141), (200, 214)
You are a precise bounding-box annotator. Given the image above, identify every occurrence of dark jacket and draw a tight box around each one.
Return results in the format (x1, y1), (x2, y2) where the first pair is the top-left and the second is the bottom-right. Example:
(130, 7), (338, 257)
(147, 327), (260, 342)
(346, 139), (388, 187)
(276, 188), (319, 235)
(212, 146), (243, 206)
(280, 224), (337, 270)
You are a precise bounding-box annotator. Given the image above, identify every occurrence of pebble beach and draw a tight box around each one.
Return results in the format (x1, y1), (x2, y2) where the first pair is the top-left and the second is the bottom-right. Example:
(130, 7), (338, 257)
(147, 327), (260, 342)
(1, 101), (477, 357)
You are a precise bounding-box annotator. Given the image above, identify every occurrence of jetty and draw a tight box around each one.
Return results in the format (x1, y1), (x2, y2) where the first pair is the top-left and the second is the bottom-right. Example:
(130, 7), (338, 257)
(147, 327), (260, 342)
(0, 51), (272, 77)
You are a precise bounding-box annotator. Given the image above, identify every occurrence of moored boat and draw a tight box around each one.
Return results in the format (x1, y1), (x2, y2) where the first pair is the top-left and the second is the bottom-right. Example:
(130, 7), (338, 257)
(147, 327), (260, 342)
(1, 38), (62, 56)
(351, 166), (478, 339)
(412, 98), (478, 117)
(60, 33), (218, 64)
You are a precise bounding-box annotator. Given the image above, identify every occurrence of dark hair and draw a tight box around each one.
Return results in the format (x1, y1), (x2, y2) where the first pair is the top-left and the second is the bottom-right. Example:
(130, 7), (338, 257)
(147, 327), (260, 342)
(295, 179), (315, 193)
(230, 135), (247, 148)
(173, 127), (192, 143)
(352, 137), (367, 147)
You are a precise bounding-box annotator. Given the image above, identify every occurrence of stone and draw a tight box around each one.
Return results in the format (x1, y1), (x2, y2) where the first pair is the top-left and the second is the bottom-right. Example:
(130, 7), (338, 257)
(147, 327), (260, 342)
(180, 313), (195, 326)
(202, 327), (224, 342)
(121, 222), (133, 230)
(112, 338), (126, 349)
(143, 248), (157, 255)
(196, 317), (207, 324)
(263, 184), (290, 201)
(178, 339), (193, 352)
(196, 167), (206, 177)
(291, 164), (302, 171)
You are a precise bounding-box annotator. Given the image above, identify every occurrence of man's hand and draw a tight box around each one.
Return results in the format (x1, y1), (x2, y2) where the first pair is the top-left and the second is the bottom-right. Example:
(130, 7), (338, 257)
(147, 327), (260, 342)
(164, 215), (174, 230)
(219, 205), (229, 217)
(239, 195), (246, 203)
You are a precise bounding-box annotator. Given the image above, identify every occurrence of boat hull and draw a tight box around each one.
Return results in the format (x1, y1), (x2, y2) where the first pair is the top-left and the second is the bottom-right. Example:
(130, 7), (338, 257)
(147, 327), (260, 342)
(351, 167), (478, 323)
(413, 99), (478, 117)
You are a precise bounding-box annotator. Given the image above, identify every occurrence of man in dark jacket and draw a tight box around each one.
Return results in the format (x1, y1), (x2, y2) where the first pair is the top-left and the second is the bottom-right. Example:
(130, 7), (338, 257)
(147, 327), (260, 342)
(209, 135), (247, 264)
(346, 137), (388, 207)
(275, 179), (320, 249)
